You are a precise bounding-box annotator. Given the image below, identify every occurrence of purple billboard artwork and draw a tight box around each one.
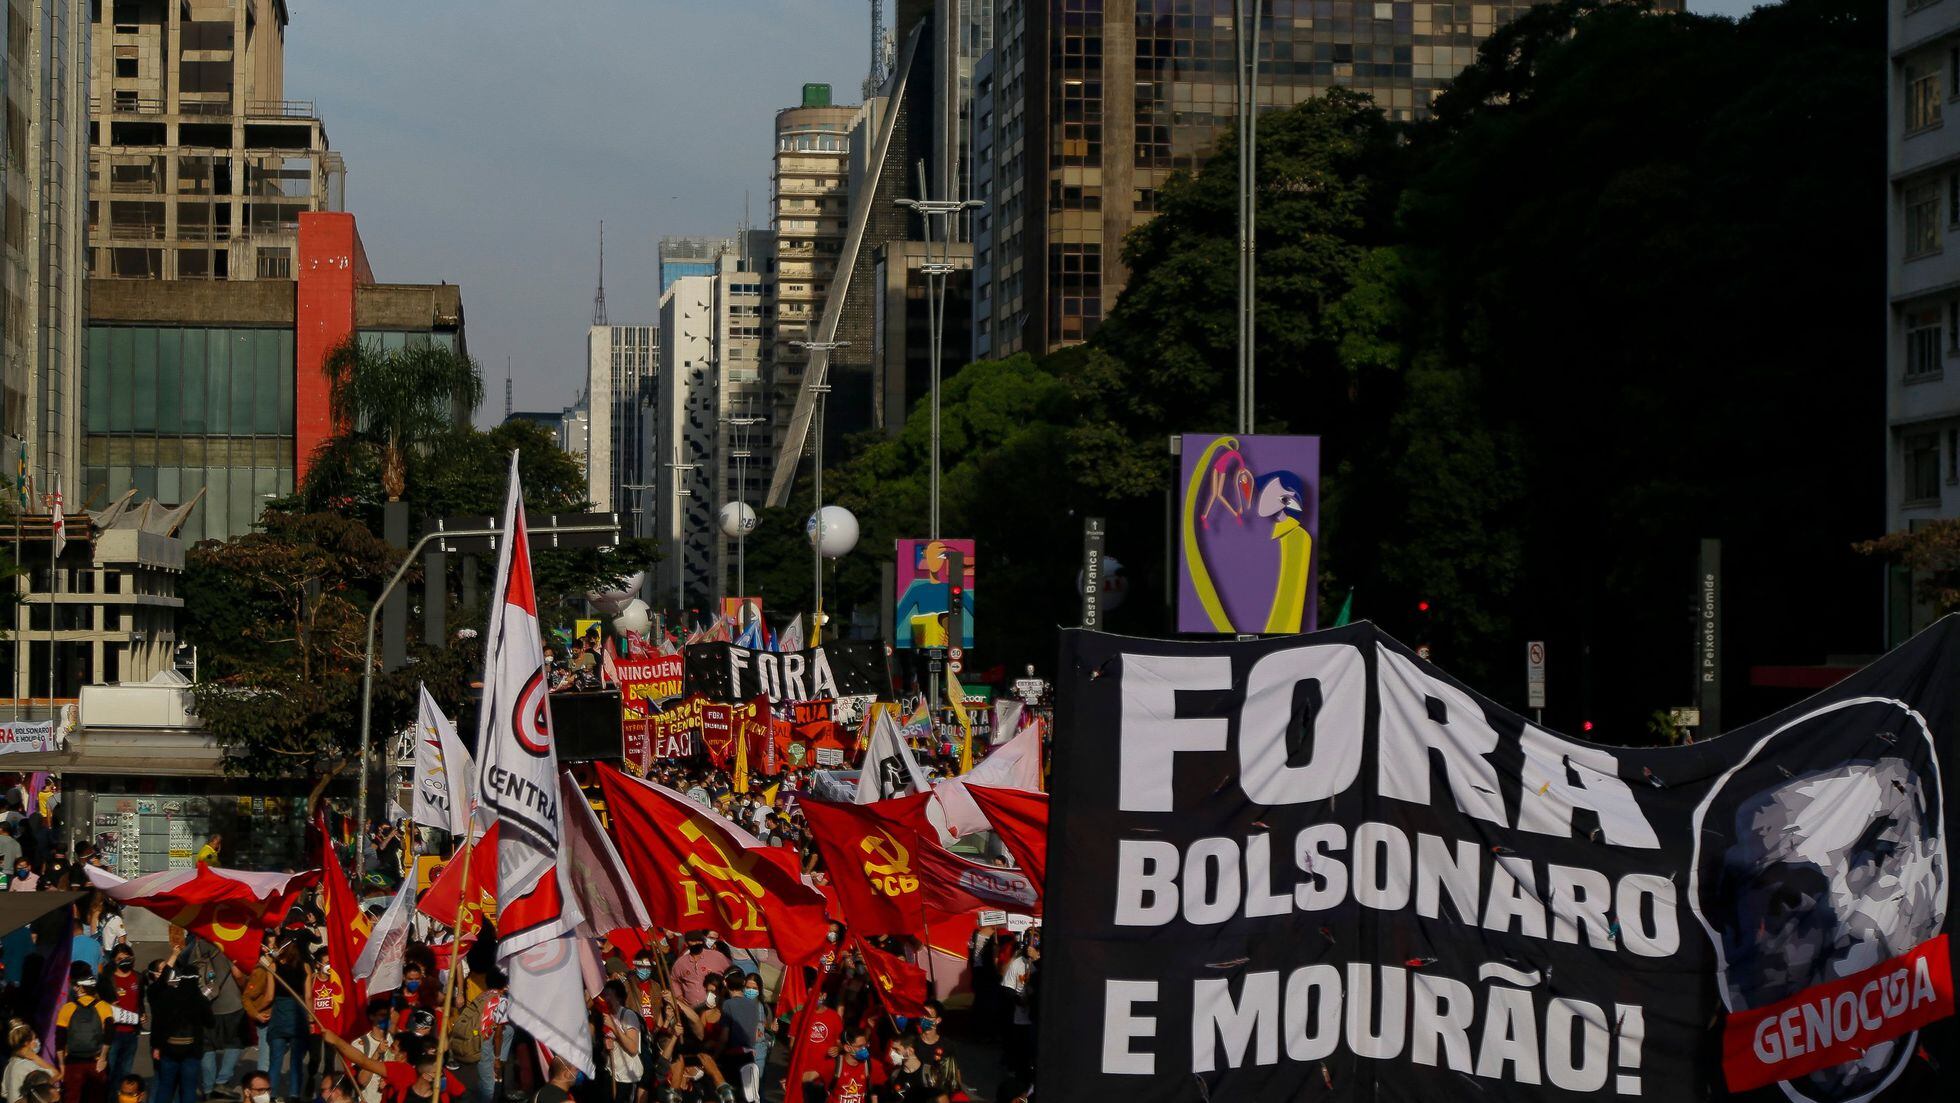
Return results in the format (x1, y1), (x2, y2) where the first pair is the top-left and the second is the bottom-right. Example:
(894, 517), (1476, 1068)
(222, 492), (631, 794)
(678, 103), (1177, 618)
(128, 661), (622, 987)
(1177, 433), (1321, 634)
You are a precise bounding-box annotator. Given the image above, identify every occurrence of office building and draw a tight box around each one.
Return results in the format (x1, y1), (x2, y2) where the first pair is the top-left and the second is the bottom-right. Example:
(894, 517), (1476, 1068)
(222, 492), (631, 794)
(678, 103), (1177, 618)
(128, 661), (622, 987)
(585, 322), (657, 516)
(0, 0), (91, 527)
(82, 211), (466, 542)
(88, 0), (346, 281)
(1888, 0), (1960, 643)
(760, 22), (929, 505)
(651, 237), (772, 609)
(658, 236), (732, 297)
(769, 87), (857, 441)
(971, 47), (998, 361)
(977, 0), (1547, 356)
(560, 393), (589, 469)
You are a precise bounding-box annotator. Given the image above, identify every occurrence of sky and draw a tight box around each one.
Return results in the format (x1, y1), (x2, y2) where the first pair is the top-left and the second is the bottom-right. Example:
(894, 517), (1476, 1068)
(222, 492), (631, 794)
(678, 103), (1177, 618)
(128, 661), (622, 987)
(286, 0), (1762, 426)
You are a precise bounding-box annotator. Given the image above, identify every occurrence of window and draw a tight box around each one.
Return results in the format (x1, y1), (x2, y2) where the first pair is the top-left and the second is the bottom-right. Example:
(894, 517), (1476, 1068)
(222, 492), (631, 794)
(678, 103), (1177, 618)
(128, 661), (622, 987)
(1908, 310), (1943, 377)
(1906, 434), (1942, 503)
(115, 57), (137, 78)
(1908, 181), (1942, 256)
(1909, 59), (1944, 130)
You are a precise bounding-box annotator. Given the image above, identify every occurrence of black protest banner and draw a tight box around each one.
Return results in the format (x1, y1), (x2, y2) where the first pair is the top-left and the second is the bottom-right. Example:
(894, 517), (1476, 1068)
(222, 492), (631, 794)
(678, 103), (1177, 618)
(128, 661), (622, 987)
(1040, 621), (1957, 1103)
(685, 641), (888, 702)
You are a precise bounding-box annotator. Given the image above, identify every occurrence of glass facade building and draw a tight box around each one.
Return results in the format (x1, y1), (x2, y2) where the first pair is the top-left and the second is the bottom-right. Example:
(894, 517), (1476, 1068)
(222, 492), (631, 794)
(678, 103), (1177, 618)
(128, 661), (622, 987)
(979, 0), (1548, 355)
(83, 324), (296, 543)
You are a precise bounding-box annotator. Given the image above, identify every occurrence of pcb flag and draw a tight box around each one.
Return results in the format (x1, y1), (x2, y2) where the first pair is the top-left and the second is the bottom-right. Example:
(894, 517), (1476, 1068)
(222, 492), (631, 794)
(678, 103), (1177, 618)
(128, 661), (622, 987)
(474, 452), (592, 1074)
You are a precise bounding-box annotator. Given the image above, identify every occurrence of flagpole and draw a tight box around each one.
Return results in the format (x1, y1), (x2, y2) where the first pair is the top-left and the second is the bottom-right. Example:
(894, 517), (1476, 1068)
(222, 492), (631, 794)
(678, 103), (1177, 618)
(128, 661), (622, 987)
(431, 829), (480, 1081)
(46, 480), (59, 727)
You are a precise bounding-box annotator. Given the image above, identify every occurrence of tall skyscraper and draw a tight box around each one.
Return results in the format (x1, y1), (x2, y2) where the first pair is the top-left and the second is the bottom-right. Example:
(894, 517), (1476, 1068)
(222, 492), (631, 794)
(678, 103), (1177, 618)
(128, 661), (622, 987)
(976, 1), (1546, 357)
(769, 87), (856, 443)
(0, 0), (91, 515)
(1887, 0), (1960, 644)
(87, 0), (346, 282)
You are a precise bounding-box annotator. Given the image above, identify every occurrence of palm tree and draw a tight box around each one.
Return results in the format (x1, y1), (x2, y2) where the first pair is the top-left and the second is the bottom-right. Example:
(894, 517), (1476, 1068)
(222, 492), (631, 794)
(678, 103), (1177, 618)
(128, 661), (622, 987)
(321, 338), (484, 501)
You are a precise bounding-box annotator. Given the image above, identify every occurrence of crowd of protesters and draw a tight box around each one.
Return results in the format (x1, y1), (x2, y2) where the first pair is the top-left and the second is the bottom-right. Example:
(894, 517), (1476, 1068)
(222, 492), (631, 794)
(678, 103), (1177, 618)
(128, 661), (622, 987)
(0, 753), (1041, 1103)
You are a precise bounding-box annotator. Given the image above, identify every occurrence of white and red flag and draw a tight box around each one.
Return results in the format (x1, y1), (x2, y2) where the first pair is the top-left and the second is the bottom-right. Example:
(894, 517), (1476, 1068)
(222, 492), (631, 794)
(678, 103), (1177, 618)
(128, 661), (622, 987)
(412, 684), (474, 838)
(473, 452), (592, 1073)
(85, 864), (315, 971)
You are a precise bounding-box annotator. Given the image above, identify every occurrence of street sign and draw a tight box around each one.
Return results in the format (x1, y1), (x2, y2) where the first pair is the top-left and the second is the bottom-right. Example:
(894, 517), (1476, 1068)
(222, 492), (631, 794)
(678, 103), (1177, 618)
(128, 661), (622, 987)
(949, 660), (963, 674)
(949, 647), (964, 661)
(1013, 677), (1047, 703)
(1081, 516), (1107, 629)
(1526, 640), (1546, 710)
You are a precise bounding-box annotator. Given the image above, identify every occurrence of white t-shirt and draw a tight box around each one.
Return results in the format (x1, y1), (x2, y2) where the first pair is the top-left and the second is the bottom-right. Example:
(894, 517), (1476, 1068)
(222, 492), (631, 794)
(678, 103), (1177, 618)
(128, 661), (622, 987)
(1001, 955), (1034, 1026)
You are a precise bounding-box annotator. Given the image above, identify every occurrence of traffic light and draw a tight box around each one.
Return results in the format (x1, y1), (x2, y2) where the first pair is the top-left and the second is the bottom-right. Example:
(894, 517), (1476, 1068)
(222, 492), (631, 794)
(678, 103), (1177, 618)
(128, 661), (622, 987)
(946, 548), (966, 646)
(1417, 600), (1430, 613)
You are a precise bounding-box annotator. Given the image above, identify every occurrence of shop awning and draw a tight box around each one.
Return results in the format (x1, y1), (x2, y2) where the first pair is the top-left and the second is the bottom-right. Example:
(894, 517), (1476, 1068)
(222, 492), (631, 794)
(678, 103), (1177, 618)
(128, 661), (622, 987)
(0, 891), (82, 936)
(1, 728), (225, 778)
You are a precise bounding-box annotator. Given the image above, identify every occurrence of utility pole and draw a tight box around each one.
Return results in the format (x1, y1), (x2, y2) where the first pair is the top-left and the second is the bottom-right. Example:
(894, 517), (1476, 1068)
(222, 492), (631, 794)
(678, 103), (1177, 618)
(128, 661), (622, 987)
(793, 339), (849, 642)
(896, 164), (984, 540)
(720, 400), (766, 601)
(1233, 0), (1264, 435)
(664, 445), (699, 620)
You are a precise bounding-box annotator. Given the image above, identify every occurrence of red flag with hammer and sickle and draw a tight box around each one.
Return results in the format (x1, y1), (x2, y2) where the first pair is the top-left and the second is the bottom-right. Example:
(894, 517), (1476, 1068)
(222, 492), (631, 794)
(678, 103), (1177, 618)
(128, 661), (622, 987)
(596, 761), (828, 964)
(799, 793), (934, 938)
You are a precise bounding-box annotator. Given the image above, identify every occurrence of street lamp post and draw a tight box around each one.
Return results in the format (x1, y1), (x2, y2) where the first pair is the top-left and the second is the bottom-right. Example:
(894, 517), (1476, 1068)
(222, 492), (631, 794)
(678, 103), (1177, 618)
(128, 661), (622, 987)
(719, 400), (766, 600)
(1233, 0), (1264, 435)
(792, 339), (849, 642)
(896, 171), (985, 540)
(353, 521), (616, 864)
(665, 444), (698, 621)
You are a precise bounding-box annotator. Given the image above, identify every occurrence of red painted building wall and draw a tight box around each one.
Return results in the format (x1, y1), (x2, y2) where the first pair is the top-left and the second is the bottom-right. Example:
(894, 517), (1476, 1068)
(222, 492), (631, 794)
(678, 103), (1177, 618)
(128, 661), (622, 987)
(294, 212), (373, 482)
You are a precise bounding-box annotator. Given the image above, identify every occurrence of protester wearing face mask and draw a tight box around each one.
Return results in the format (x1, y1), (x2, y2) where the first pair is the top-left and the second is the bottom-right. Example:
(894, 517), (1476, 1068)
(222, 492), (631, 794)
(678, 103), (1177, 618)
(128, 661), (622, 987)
(239, 1070), (274, 1103)
(146, 958), (212, 1103)
(98, 948), (144, 1088)
(115, 1073), (145, 1103)
(829, 1029), (885, 1103)
(349, 998), (397, 1103)
(715, 972), (765, 1103)
(6, 861), (35, 892)
(57, 961), (140, 1103)
(668, 932), (731, 1010)
(884, 1037), (927, 1101)
(389, 964), (437, 1032)
(2, 1019), (56, 1103)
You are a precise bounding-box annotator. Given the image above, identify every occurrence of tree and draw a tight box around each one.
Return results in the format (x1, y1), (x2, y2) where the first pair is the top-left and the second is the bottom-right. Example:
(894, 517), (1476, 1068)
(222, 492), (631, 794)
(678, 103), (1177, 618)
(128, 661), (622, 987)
(182, 511), (396, 774)
(321, 338), (485, 501)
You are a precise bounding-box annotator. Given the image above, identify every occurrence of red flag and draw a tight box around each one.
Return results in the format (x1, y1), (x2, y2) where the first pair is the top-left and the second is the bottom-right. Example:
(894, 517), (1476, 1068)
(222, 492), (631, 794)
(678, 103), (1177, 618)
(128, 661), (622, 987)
(915, 833), (1042, 923)
(85, 864), (315, 972)
(417, 824), (499, 939)
(595, 761), (829, 964)
(799, 794), (934, 938)
(852, 935), (930, 1019)
(313, 815), (369, 1038)
(783, 985), (845, 1093)
(963, 784), (1049, 890)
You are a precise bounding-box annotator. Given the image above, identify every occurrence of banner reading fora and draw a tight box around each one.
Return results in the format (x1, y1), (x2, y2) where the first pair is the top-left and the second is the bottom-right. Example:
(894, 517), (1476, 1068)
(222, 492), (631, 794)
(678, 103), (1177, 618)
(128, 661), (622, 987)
(685, 641), (888, 701)
(1039, 621), (1956, 1103)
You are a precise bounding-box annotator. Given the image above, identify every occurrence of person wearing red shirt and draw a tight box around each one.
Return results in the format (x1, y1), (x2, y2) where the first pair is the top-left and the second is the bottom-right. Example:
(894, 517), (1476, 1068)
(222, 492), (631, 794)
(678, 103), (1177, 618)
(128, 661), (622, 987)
(98, 947), (143, 1088)
(827, 1029), (886, 1103)
(317, 1031), (465, 1103)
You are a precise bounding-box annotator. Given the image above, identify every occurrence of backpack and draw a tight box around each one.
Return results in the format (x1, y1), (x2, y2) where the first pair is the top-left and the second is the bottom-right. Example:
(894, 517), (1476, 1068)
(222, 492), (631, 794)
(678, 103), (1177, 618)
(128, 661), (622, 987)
(64, 997), (106, 1057)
